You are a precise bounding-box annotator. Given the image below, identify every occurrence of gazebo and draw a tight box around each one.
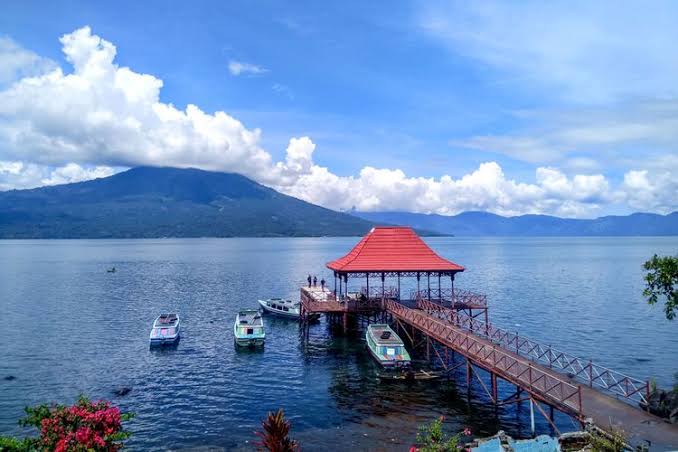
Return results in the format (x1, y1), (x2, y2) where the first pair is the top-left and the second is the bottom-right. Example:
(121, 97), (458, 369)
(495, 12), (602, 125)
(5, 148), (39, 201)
(299, 226), (487, 324)
(327, 226), (465, 304)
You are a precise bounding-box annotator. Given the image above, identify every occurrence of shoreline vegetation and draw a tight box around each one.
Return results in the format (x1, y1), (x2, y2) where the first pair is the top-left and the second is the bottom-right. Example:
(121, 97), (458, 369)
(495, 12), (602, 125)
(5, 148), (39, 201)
(0, 396), (133, 451)
(0, 400), (646, 451)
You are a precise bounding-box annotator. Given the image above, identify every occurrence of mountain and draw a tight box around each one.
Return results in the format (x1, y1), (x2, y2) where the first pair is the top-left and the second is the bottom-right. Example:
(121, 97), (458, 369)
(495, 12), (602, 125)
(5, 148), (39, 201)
(0, 167), (378, 238)
(353, 211), (678, 236)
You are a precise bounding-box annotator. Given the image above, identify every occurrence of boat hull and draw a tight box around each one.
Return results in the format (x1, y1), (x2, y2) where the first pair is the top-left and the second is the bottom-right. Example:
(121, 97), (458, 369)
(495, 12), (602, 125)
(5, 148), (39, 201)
(257, 299), (300, 318)
(234, 337), (265, 347)
(149, 333), (180, 346)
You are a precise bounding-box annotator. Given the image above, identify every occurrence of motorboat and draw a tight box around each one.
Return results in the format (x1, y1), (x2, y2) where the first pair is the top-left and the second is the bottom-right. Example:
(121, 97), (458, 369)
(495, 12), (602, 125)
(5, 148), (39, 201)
(149, 313), (180, 346)
(257, 298), (300, 318)
(234, 309), (265, 347)
(365, 324), (410, 367)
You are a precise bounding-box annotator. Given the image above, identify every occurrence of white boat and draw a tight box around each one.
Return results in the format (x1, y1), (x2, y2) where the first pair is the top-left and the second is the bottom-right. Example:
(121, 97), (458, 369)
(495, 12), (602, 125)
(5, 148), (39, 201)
(365, 324), (411, 368)
(149, 313), (180, 346)
(234, 309), (265, 347)
(257, 298), (300, 318)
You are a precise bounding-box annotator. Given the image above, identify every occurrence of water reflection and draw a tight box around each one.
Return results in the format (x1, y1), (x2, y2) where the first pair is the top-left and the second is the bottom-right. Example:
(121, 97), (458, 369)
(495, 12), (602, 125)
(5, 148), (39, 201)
(1, 237), (675, 450)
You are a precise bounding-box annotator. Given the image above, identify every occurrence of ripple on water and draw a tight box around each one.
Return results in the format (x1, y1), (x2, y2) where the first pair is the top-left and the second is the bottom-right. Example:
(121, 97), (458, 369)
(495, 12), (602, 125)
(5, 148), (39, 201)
(1, 237), (677, 450)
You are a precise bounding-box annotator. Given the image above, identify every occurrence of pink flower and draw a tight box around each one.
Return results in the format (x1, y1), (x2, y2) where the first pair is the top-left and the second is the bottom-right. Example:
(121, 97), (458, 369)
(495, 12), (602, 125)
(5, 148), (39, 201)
(463, 427), (472, 436)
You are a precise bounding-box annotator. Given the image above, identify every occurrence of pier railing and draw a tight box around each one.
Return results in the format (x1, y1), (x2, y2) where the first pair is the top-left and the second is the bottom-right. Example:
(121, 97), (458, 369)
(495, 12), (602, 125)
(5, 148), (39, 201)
(385, 299), (582, 415)
(361, 286), (399, 300)
(416, 299), (650, 405)
(411, 288), (488, 308)
(300, 287), (382, 313)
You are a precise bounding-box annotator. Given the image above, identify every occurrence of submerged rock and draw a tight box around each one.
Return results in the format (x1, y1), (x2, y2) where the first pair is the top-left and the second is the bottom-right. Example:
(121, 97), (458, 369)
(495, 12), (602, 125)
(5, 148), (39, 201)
(113, 386), (132, 396)
(644, 387), (678, 423)
(3, 375), (16, 381)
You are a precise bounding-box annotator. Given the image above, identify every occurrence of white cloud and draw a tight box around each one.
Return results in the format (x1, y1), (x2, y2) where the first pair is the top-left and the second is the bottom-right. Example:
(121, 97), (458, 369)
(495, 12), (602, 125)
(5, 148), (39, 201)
(228, 60), (268, 76)
(0, 161), (117, 191)
(419, 1), (678, 102)
(622, 170), (677, 214)
(281, 160), (613, 218)
(0, 36), (57, 84)
(272, 83), (294, 100)
(0, 26), (675, 218)
(0, 27), (275, 178)
(453, 100), (678, 176)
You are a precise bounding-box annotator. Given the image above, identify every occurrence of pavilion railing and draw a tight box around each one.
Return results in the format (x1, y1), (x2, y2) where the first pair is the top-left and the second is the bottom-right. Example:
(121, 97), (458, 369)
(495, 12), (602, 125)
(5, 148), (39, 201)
(385, 299), (582, 415)
(411, 288), (488, 308)
(300, 286), (383, 313)
(416, 299), (650, 406)
(360, 286), (399, 300)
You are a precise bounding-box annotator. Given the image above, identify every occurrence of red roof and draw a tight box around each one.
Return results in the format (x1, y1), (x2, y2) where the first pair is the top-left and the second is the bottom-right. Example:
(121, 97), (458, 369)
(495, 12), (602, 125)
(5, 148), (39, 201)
(326, 226), (465, 273)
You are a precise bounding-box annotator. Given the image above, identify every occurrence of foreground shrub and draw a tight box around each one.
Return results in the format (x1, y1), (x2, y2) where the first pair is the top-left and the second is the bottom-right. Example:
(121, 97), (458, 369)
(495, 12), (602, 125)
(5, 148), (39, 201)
(412, 416), (469, 452)
(254, 409), (298, 452)
(0, 395), (133, 451)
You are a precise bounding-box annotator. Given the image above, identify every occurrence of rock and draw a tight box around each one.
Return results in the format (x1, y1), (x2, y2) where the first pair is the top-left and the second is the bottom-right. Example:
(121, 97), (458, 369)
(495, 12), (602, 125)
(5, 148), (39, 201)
(3, 375), (16, 381)
(670, 406), (678, 424)
(113, 387), (132, 396)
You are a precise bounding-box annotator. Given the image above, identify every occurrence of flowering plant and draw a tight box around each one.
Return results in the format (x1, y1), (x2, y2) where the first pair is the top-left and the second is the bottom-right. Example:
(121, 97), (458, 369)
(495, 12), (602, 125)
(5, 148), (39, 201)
(14, 395), (134, 451)
(411, 416), (472, 452)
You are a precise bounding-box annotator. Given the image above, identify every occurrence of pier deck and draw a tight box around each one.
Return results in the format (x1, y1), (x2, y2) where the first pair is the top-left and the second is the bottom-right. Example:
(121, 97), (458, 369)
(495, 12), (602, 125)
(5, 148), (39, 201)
(300, 286), (678, 449)
(385, 299), (678, 450)
(302, 226), (678, 450)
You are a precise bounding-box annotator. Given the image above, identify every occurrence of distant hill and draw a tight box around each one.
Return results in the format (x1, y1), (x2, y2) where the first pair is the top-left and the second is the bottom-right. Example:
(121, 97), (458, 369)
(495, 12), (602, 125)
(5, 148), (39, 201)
(353, 210), (678, 236)
(0, 167), (378, 238)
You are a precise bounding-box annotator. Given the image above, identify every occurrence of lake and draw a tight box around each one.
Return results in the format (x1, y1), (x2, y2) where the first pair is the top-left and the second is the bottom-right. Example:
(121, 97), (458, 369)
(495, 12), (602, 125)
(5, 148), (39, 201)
(1, 237), (676, 450)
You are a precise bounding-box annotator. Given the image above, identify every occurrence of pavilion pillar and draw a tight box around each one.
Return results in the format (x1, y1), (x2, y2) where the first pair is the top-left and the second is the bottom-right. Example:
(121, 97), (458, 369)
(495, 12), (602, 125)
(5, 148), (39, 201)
(381, 272), (385, 300)
(334, 272), (337, 296)
(397, 273), (401, 300)
(427, 272), (431, 300)
(366, 273), (370, 299)
(344, 274), (349, 297)
(450, 273), (455, 305)
(417, 272), (421, 296)
(438, 273), (441, 300)
(338, 273), (342, 298)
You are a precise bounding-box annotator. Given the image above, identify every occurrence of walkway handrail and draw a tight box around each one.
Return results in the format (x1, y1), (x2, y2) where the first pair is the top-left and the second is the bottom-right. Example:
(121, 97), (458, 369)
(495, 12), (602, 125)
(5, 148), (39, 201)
(384, 299), (582, 415)
(411, 288), (488, 307)
(416, 299), (650, 405)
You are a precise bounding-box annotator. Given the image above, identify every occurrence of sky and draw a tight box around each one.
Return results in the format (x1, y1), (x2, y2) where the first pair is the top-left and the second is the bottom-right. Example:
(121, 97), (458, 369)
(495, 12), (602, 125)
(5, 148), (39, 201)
(0, 1), (676, 218)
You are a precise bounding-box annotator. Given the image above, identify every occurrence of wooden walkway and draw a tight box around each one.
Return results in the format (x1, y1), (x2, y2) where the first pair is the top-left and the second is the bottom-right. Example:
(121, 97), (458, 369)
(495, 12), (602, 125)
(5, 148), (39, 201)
(384, 300), (678, 450)
(300, 286), (678, 449)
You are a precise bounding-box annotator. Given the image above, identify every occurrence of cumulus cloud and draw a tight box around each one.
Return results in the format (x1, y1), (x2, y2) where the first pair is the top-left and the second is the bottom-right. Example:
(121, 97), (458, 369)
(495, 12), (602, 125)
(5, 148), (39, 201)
(0, 27), (275, 178)
(0, 161), (117, 191)
(622, 170), (677, 214)
(0, 26), (675, 218)
(228, 60), (268, 76)
(0, 36), (57, 84)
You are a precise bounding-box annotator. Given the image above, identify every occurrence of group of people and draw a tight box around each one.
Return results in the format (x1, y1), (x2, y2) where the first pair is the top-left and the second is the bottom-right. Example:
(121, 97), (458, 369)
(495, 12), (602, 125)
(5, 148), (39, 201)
(307, 274), (326, 291)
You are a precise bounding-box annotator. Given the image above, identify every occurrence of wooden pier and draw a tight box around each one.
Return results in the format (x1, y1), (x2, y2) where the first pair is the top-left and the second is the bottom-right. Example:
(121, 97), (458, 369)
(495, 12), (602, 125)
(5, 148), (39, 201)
(299, 227), (678, 450)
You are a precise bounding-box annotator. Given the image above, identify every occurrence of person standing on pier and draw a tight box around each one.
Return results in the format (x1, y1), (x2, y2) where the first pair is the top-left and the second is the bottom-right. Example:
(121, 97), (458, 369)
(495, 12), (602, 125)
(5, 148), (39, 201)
(313, 275), (317, 287)
(320, 278), (325, 291)
(307, 274), (312, 287)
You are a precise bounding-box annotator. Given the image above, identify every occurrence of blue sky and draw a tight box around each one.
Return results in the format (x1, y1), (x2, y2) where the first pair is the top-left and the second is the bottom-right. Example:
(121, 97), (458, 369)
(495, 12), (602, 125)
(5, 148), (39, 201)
(0, 1), (676, 217)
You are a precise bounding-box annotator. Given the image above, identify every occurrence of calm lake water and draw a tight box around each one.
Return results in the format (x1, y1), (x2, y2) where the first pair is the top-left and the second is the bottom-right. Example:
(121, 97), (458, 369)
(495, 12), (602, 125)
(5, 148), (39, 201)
(1, 237), (677, 450)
